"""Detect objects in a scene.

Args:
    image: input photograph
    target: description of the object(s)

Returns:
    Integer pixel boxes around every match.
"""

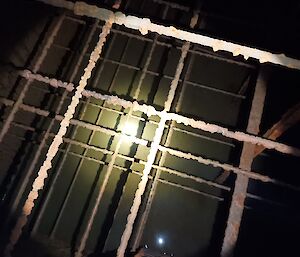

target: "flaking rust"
[47,0,300,70]
[1,97,299,192]
[4,17,113,257]
[0,14,65,144]
[19,70,300,157]
[167,113,300,156]
[117,39,191,257]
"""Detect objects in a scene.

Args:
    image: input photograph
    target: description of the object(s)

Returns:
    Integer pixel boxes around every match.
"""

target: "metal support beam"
[254,101,300,156]
[46,30,119,240]
[0,13,65,143]
[74,4,158,257]
[5,120,292,210]
[132,13,199,249]
[36,0,300,70]
[215,100,300,184]
[18,70,300,157]
[0,97,298,190]
[4,15,113,257]
[116,33,190,257]
[221,66,269,257]
[29,19,100,236]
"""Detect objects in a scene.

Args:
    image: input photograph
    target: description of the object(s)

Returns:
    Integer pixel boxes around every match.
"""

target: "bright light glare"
[157,236,164,246]
[122,121,138,137]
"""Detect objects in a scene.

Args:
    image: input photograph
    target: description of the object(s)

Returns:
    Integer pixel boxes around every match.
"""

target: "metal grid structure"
[1,0,300,257]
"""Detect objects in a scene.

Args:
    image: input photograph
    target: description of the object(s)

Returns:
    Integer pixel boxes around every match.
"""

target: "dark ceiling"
[86,0,300,57]
[0,1,300,257]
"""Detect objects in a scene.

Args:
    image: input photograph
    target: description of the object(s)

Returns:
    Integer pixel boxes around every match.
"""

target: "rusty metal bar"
[221,66,269,257]
[215,100,300,184]
[6,120,294,210]
[47,30,119,239]
[116,37,190,257]
[30,19,100,236]
[5,129,290,212]
[8,128,291,212]
[7,120,228,195]
[156,145,300,191]
[3,16,113,257]
[49,34,129,242]
[36,0,300,70]
[9,72,236,148]
[132,18,196,247]
[0,93,299,191]
[0,14,66,226]
[3,67,236,148]
[6,129,225,202]
[0,97,146,146]
[8,118,230,191]
[18,70,300,157]
[254,101,300,156]
[75,5,141,256]
[100,33,164,254]
[0,13,65,143]
[52,44,247,99]
[64,16,256,69]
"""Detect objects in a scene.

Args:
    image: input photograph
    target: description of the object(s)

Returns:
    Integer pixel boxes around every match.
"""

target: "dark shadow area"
[1,1,300,257]
[10,236,71,257]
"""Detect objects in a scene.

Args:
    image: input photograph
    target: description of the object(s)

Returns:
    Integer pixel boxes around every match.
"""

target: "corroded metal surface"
[4,17,113,257]
[36,0,300,70]
[19,70,300,157]
[254,102,300,156]
[0,14,65,143]
[2,95,299,192]
[30,20,100,236]
[221,67,268,257]
[116,37,190,257]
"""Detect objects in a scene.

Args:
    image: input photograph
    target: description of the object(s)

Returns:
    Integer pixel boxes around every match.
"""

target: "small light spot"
[122,121,138,137]
[157,236,164,245]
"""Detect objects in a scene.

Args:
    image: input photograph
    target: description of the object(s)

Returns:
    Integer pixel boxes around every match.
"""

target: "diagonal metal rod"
[73,30,133,257]
[6,129,291,210]
[3,16,113,257]
[116,34,191,257]
[8,120,229,195]
[220,66,268,257]
[30,19,100,236]
[62,16,256,69]
[132,54,194,249]
[48,33,129,240]
[6,128,225,203]
[51,44,247,99]
[36,0,300,70]
[8,125,293,211]
[1,98,299,191]
[0,14,66,225]
[0,13,65,143]
[101,36,161,254]
[46,34,120,238]
[75,6,167,256]
[6,121,295,210]
[18,70,300,157]
[0,97,148,146]
[101,6,170,252]
[3,66,237,148]
[131,13,197,246]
